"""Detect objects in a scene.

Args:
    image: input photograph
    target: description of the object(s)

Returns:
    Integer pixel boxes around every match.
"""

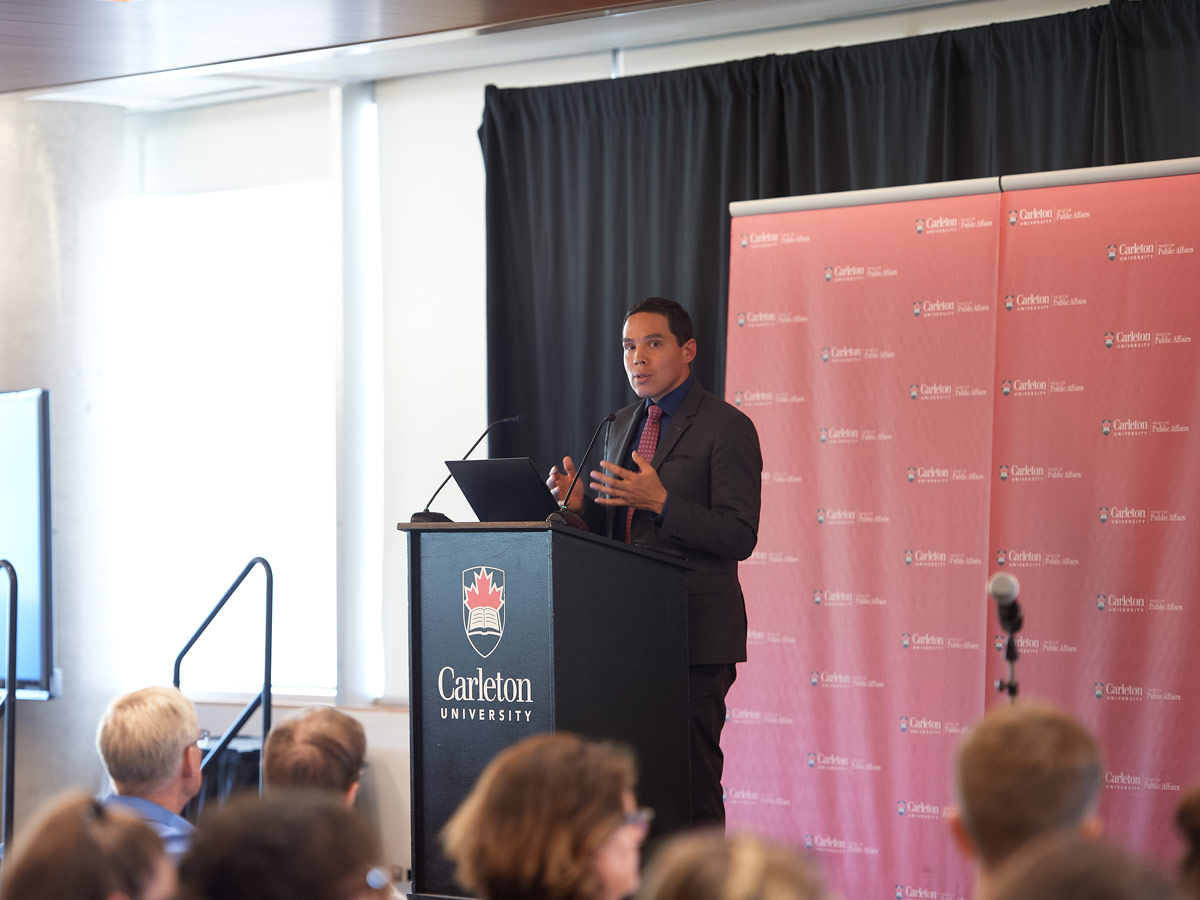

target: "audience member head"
[176,791,389,900]
[96,685,203,812]
[442,732,644,900]
[0,790,175,900]
[1176,783,1200,896]
[989,833,1172,900]
[639,830,826,900]
[263,705,367,804]
[625,298,694,346]
[951,699,1102,877]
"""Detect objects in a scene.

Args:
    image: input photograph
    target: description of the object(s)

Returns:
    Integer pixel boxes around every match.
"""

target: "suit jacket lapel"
[652,380,702,467]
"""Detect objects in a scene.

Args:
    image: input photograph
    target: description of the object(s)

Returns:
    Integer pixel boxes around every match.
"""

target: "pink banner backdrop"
[723,174,1200,900]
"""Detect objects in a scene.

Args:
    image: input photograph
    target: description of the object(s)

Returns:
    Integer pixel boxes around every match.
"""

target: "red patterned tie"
[625,404,663,543]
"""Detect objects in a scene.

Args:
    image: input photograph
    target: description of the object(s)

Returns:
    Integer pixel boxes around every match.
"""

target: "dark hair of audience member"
[639,830,826,900]
[0,790,172,900]
[175,790,388,900]
[1177,784,1200,897]
[442,732,637,900]
[989,832,1172,900]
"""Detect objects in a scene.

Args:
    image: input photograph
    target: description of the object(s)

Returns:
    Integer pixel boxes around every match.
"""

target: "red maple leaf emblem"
[464,569,504,610]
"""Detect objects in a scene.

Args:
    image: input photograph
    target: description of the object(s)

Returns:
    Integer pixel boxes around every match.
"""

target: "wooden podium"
[397,521,691,900]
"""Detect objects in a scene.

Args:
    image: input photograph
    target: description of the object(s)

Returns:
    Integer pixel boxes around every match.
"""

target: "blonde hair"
[955,700,1101,868]
[0,790,166,900]
[263,706,367,793]
[442,732,636,900]
[96,685,198,792]
[639,831,825,900]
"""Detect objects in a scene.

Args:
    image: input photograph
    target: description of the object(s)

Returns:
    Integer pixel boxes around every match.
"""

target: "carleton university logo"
[804,834,815,850]
[897,801,906,816]
[896,887,905,900]
[821,346,832,362]
[996,549,1007,566]
[462,566,505,658]
[734,391,744,406]
[1107,243,1117,261]
[737,311,746,327]
[1004,294,1015,311]
[1102,418,1112,435]
[994,635,1005,652]
[1008,210,1018,226]
[810,671,820,686]
[912,301,922,317]
[898,716,909,733]
[1097,593,1107,611]
[1099,506,1109,523]
[907,466,916,483]
[915,218,925,234]
[816,508,826,524]
[999,464,1009,481]
[1001,379,1013,396]
[813,589,823,606]
[807,752,817,768]
[901,632,912,649]
[904,549,914,566]
[740,233,749,248]
[1094,682,1105,699]
[824,266,833,282]
[909,383,919,400]
[1104,331,1115,348]
[818,427,828,443]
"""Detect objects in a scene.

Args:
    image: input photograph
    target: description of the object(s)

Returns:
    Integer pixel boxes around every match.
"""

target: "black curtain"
[479,0,1200,472]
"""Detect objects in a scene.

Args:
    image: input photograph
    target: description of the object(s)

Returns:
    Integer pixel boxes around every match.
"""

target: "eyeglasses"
[624,807,654,830]
[195,729,211,748]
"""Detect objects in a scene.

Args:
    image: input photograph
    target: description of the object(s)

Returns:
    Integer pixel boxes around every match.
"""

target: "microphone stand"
[411,416,522,523]
[995,603,1023,704]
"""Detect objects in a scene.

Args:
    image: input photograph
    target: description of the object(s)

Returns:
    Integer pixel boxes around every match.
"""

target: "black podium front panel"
[405,523,690,899]
[410,529,555,897]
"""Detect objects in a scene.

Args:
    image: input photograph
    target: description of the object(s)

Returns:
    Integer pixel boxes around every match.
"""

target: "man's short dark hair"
[625,297,694,346]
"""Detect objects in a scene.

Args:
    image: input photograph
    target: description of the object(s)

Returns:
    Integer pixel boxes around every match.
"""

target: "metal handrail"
[173,557,272,790]
[0,560,17,855]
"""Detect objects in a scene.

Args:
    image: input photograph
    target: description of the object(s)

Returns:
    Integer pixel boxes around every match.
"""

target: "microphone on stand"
[988,572,1022,702]
[988,572,1023,634]
[547,413,615,530]
[410,415,525,523]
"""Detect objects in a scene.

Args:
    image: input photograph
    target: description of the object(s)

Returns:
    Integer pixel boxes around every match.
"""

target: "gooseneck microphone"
[988,572,1023,702]
[547,413,615,530]
[410,415,524,523]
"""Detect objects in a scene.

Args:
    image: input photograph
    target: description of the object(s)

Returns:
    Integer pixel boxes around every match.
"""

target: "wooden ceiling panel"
[0,0,690,95]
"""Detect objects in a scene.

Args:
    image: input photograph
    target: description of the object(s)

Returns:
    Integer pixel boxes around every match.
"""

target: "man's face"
[622,312,696,402]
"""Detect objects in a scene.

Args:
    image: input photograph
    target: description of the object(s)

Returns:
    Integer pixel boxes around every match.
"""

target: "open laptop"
[445,457,561,522]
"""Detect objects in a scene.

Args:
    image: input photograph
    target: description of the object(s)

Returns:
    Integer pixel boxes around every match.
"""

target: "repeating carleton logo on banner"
[462,566,505,658]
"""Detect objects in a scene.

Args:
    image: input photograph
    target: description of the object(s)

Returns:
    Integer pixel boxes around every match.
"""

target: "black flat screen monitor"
[0,388,54,698]
[445,457,560,522]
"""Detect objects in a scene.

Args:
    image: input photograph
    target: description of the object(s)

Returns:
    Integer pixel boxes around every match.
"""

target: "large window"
[94,182,338,695]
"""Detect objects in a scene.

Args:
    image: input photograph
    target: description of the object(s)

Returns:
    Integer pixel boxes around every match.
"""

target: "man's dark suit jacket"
[582,380,763,665]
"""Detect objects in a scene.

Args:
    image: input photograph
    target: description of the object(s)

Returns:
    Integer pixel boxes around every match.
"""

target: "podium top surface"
[396,520,694,569]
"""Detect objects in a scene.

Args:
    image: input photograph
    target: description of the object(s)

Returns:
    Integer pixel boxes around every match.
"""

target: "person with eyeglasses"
[95,685,206,863]
[1,789,177,900]
[443,732,651,900]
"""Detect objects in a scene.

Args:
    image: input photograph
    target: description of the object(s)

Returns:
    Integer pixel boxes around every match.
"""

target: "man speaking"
[547,297,762,827]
